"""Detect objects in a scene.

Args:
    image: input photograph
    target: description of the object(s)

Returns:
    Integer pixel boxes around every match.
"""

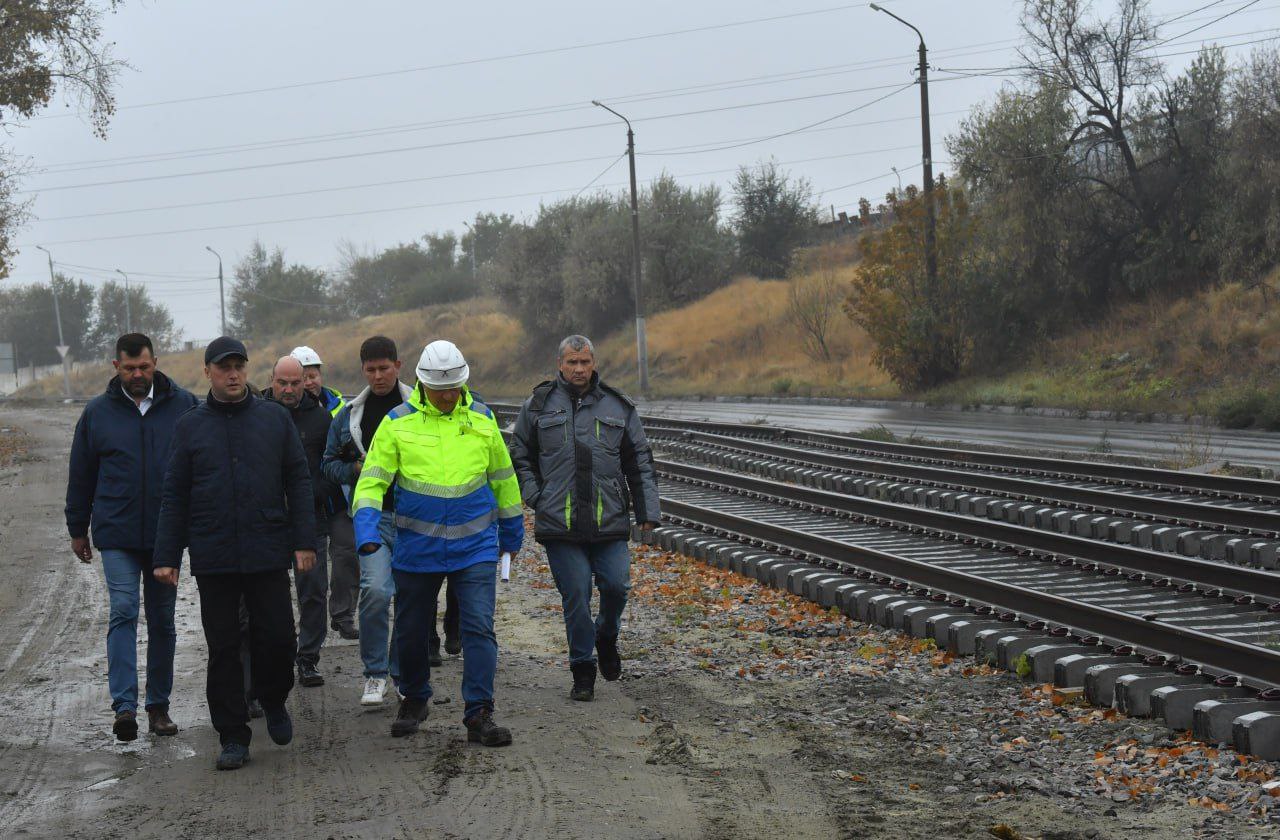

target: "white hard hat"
[415,340,469,389]
[290,345,323,367]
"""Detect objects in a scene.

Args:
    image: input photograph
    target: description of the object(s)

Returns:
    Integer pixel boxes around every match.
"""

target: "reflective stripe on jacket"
[351,386,523,573]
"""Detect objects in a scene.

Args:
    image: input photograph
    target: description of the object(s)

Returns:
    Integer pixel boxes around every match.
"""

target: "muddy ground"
[1,403,1276,839]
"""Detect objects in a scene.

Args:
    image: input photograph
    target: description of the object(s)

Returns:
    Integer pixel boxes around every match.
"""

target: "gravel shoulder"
[2,403,1277,839]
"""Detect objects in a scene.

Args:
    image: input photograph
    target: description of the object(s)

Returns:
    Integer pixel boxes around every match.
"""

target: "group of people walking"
[66,330,659,770]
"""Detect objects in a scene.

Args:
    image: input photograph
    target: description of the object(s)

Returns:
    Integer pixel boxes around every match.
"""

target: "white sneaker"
[361,677,387,706]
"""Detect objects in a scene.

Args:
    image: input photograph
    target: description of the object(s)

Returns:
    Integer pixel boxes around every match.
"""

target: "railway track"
[491,402,1280,757]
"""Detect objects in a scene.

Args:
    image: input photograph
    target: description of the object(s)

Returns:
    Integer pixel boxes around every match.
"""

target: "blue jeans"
[394,561,497,721]
[544,541,631,666]
[100,549,177,713]
[358,512,399,680]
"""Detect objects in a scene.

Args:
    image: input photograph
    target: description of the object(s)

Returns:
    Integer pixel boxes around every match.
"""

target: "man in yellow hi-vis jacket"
[353,340,523,745]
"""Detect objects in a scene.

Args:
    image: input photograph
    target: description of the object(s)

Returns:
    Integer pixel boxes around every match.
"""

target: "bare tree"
[1020,0,1161,227]
[786,258,846,363]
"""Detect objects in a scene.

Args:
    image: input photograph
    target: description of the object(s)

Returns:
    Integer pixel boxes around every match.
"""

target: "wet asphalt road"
[641,400,1280,469]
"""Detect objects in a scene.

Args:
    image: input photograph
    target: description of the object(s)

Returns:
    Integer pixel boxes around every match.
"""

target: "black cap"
[205,336,248,365]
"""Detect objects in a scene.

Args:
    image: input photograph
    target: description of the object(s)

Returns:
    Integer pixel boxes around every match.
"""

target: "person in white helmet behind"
[352,340,524,744]
[290,346,346,418]
[290,345,359,642]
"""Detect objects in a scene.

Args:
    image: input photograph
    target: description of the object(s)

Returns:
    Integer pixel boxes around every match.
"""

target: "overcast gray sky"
[5,0,1277,342]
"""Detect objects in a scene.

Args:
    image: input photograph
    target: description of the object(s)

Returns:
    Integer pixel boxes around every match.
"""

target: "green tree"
[731,160,820,279]
[88,281,179,355]
[844,186,981,389]
[230,241,336,339]
[460,212,516,272]
[642,173,735,307]
[0,273,96,366]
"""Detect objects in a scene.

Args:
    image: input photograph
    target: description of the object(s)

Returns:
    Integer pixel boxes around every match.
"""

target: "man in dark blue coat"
[153,337,317,771]
[66,333,198,742]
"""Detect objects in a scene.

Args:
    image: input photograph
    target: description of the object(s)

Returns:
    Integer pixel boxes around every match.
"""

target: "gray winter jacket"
[509,374,659,543]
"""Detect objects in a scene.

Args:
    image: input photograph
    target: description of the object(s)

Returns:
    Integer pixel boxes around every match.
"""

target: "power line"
[638,82,915,156]
[20,76,982,195]
[573,153,629,199]
[34,2,894,120]
[23,146,922,248]
[34,38,1018,175]
[1157,0,1263,45]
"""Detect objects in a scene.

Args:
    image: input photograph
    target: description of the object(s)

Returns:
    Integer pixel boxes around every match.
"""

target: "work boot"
[465,708,512,747]
[428,640,443,668]
[297,662,325,687]
[570,661,596,702]
[147,707,178,736]
[216,743,250,771]
[247,698,265,719]
[331,619,359,640]
[444,634,462,656]
[596,632,622,681]
[112,709,138,742]
[390,698,429,737]
[265,706,293,746]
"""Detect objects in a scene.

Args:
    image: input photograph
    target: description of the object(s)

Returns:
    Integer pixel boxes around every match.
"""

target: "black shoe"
[216,742,250,770]
[570,661,596,702]
[391,698,429,737]
[112,709,138,742]
[465,708,512,747]
[331,620,359,640]
[265,706,293,745]
[444,634,461,656]
[428,643,443,668]
[147,707,178,736]
[247,698,265,719]
[297,662,325,687]
[596,633,622,682]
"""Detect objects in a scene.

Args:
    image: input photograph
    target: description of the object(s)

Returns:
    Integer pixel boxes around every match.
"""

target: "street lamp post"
[870,3,937,295]
[590,99,648,396]
[462,220,477,278]
[205,245,226,335]
[891,165,903,193]
[115,269,132,333]
[33,245,71,398]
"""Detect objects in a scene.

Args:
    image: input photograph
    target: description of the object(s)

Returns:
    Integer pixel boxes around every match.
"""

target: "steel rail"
[657,495,1280,688]
[654,459,1280,602]
[659,429,1280,534]
[488,401,1280,502]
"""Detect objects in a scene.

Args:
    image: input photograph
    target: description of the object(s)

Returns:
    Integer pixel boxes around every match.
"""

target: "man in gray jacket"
[509,334,660,701]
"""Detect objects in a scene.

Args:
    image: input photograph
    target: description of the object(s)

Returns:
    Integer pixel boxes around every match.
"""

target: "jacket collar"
[206,390,255,412]
[348,380,413,409]
[556,371,600,402]
[347,380,414,452]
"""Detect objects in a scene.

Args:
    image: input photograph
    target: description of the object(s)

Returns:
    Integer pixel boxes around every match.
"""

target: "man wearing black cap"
[153,337,317,771]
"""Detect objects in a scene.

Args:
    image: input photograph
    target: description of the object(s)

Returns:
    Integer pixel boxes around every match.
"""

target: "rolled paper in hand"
[500,552,512,582]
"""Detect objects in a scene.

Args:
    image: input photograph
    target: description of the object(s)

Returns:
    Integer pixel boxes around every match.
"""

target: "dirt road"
[2,404,1276,839]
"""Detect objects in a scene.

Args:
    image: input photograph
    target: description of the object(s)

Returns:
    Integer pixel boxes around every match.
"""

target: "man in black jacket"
[263,355,336,688]
[153,337,316,771]
[66,333,198,742]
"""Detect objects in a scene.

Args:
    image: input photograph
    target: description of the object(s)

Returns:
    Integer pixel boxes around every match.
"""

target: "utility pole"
[33,246,71,398]
[205,245,226,335]
[871,4,937,296]
[462,220,477,278]
[591,99,648,396]
[114,269,132,333]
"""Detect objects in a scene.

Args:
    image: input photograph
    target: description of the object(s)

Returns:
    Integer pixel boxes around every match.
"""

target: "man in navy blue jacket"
[66,333,198,742]
[153,337,316,771]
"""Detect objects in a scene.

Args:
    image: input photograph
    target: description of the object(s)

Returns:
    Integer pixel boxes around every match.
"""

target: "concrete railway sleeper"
[655,435,1280,570]
[643,486,1280,760]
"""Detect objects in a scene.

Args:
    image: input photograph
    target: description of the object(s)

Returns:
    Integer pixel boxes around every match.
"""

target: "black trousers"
[197,571,296,746]
[429,581,461,652]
